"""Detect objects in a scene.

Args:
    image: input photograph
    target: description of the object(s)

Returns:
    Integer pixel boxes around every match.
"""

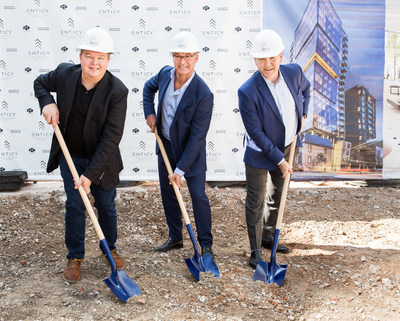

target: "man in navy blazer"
[238,30,310,269]
[34,27,128,282]
[143,31,215,257]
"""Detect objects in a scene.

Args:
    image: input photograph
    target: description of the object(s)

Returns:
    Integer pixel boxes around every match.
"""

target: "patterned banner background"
[2,0,399,181]
[0,0,261,181]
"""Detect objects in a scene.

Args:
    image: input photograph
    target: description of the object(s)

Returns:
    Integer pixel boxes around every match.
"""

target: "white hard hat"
[251,29,284,58]
[78,27,115,54]
[168,31,200,53]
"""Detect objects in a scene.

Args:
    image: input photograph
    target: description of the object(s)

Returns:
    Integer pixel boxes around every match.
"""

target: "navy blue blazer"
[143,66,213,177]
[238,63,310,171]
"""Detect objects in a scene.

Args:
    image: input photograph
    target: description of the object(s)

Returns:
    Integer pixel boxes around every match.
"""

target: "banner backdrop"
[0,0,261,181]
[1,0,398,181]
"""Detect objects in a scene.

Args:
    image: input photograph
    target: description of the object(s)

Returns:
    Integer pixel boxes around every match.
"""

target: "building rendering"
[290,0,359,171]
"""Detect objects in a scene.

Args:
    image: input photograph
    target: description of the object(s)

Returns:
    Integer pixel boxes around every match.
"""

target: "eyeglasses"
[173,54,197,61]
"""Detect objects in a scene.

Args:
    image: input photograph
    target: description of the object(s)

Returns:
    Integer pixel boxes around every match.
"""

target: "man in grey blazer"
[238,29,310,269]
[34,27,128,283]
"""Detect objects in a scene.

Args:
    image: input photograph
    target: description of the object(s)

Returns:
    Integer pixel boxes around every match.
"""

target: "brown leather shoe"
[63,258,83,283]
[105,249,125,271]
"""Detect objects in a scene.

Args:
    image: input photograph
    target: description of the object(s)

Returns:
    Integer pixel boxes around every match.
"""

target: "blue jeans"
[59,154,118,259]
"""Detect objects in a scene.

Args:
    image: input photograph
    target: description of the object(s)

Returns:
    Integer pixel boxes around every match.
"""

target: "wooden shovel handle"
[275,135,297,230]
[154,128,191,225]
[53,124,106,241]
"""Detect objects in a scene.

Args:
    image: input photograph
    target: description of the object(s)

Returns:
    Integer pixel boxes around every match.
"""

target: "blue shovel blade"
[254,260,287,287]
[104,269,141,302]
[202,253,220,278]
[185,258,202,281]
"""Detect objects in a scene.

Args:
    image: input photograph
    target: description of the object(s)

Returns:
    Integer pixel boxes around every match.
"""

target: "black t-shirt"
[65,78,96,158]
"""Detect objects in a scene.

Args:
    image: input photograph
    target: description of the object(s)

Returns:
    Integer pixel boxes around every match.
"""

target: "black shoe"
[262,238,290,253]
[249,250,262,269]
[154,237,183,252]
[201,246,214,260]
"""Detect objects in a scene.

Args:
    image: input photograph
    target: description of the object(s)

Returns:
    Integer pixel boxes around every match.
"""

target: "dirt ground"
[1,180,400,321]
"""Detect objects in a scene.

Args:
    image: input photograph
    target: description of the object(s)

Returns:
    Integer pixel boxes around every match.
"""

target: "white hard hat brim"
[79,44,114,54]
[251,49,283,58]
[168,48,200,53]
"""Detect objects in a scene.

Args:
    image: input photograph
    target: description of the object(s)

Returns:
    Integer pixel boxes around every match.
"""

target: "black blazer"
[34,63,128,190]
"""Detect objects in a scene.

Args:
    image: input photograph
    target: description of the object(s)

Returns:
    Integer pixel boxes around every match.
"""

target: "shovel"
[155,128,220,281]
[53,124,141,302]
[253,135,297,286]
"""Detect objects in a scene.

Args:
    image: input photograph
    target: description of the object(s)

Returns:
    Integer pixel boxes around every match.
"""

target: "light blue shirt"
[245,71,297,165]
[161,68,195,176]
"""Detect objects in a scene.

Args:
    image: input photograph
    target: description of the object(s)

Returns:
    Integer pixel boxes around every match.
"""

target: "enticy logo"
[35,39,42,49]
[139,141,145,150]
[34,0,40,6]
[106,0,112,7]
[139,19,145,29]
[209,60,216,70]
[67,18,74,28]
[4,140,10,150]
[246,40,252,50]
[0,60,5,70]
[40,160,46,169]
[2,101,8,110]
[177,0,184,8]
[247,0,254,9]
[207,141,214,151]
[210,19,216,29]
[38,121,45,131]
[139,60,145,69]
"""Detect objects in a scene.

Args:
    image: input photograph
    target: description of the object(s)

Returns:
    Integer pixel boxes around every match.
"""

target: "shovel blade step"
[202,253,220,278]
[104,270,141,302]
[254,260,287,287]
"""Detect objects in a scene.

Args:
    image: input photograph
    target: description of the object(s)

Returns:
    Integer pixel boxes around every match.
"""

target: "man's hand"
[279,160,293,179]
[74,175,92,194]
[169,173,182,189]
[146,115,157,133]
[42,103,60,127]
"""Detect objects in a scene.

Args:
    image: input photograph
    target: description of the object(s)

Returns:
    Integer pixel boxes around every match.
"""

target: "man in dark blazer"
[143,31,215,257]
[34,27,128,283]
[238,29,310,269]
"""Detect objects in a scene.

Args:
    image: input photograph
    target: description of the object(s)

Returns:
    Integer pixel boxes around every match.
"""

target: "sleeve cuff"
[174,168,185,177]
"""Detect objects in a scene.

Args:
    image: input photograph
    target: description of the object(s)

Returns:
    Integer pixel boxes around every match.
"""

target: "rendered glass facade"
[291,0,347,141]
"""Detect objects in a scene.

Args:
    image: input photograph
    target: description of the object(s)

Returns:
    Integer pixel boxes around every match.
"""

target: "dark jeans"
[59,154,118,259]
[158,136,213,247]
[245,145,293,251]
